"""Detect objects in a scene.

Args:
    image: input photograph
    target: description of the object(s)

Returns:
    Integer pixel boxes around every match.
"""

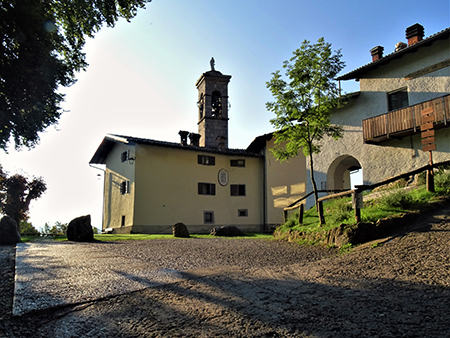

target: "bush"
[379,190,414,209]
[435,170,450,195]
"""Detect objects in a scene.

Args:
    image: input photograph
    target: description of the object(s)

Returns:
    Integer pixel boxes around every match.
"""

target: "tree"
[266,38,345,223]
[0,0,151,150]
[19,220,40,236]
[0,166,47,226]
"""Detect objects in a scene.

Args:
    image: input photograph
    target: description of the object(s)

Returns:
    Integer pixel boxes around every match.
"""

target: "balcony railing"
[362,94,450,144]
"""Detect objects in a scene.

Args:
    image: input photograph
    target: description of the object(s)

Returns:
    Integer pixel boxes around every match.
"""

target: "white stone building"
[307,23,450,207]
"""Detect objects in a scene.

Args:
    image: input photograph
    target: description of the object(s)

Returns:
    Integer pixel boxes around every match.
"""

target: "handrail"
[363,94,450,143]
[284,189,347,211]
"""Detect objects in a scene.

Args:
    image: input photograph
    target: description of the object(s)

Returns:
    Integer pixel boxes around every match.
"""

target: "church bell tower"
[196,58,231,149]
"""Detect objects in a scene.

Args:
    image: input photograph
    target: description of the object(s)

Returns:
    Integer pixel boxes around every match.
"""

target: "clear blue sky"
[1,0,448,229]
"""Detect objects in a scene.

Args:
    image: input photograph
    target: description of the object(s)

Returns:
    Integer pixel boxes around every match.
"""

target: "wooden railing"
[363,94,450,144]
[284,159,450,225]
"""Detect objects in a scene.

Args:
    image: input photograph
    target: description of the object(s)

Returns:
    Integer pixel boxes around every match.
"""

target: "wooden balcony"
[363,94,450,144]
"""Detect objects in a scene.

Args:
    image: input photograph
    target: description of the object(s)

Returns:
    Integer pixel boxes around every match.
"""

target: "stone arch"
[327,155,362,191]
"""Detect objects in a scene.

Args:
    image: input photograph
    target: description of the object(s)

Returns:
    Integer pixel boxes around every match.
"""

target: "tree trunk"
[308,152,324,225]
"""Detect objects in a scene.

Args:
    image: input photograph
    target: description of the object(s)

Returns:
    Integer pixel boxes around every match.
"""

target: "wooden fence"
[284,159,450,225]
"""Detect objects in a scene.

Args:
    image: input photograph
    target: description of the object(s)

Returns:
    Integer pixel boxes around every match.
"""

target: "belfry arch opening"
[327,155,362,191]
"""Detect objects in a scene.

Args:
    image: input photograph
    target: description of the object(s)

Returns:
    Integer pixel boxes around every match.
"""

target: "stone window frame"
[230,184,246,196]
[203,211,214,224]
[230,159,245,167]
[198,155,215,166]
[198,182,216,195]
[238,209,248,217]
[120,180,130,195]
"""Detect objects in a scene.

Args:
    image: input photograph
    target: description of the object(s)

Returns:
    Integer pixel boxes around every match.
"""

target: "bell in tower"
[195,58,231,149]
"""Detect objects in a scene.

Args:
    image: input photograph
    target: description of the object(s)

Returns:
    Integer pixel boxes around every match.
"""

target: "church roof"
[90,134,263,165]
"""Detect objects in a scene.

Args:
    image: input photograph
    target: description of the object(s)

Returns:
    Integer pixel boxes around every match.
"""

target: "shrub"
[435,170,450,195]
[327,198,353,223]
[379,190,414,209]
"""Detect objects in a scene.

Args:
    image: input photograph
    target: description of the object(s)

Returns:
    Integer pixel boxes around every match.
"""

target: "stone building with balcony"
[308,23,449,205]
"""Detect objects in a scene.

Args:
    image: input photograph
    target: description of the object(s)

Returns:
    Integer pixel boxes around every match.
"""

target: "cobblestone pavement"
[13,238,331,316]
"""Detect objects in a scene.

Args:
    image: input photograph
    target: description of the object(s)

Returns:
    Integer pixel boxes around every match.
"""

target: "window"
[230,159,245,167]
[121,150,129,163]
[120,180,130,195]
[121,215,126,226]
[238,209,248,217]
[388,88,409,111]
[198,155,215,166]
[231,184,246,196]
[198,182,216,195]
[204,211,214,224]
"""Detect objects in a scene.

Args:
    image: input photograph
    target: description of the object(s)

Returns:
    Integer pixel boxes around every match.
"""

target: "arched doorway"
[327,155,362,191]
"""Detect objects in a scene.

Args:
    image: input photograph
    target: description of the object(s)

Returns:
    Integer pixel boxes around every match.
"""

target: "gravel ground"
[1,203,450,337]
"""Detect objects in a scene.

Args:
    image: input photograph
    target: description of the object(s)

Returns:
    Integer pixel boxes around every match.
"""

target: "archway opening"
[327,155,362,191]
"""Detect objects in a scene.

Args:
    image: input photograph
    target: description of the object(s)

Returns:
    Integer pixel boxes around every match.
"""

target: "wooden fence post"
[352,192,363,223]
[318,201,325,225]
[298,204,304,224]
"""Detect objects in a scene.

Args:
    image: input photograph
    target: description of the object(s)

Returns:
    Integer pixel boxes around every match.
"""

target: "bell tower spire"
[196,59,231,149]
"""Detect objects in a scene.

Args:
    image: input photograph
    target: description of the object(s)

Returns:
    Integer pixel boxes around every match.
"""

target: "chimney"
[406,23,424,46]
[178,130,189,145]
[189,133,201,147]
[370,46,384,62]
[395,41,407,52]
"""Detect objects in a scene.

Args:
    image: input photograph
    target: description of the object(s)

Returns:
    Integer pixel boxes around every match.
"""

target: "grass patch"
[279,181,450,236]
[20,236,40,243]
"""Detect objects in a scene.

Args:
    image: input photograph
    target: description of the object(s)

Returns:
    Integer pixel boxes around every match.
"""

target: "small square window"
[121,150,129,163]
[120,180,130,195]
[238,209,248,217]
[231,184,246,196]
[204,211,214,224]
[230,159,245,167]
[198,155,215,166]
[388,88,409,111]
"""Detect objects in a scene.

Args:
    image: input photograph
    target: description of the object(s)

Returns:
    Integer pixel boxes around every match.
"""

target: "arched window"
[211,91,222,117]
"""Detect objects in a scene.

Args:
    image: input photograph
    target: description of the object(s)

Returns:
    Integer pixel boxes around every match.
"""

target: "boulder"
[173,222,190,238]
[210,225,244,237]
[67,215,94,242]
[0,216,21,245]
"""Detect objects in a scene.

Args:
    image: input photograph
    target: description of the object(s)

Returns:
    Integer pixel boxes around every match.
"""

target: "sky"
[1,0,449,230]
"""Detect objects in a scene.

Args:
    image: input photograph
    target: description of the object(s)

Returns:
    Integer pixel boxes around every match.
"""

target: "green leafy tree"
[1,0,151,150]
[266,38,345,221]
[42,221,68,235]
[19,220,40,236]
[0,166,47,226]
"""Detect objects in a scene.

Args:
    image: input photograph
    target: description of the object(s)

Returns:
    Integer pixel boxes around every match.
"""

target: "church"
[90,63,307,234]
